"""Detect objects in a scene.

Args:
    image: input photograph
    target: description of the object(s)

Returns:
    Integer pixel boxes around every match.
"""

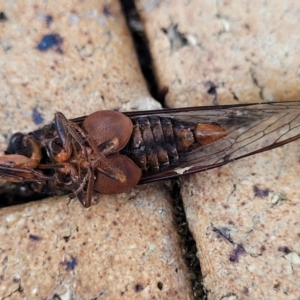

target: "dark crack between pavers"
[170,181,207,300]
[0,182,50,207]
[120,1,206,299]
[120,0,167,105]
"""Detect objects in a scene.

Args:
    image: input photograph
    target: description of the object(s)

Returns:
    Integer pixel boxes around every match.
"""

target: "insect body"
[122,116,227,173]
[1,101,300,207]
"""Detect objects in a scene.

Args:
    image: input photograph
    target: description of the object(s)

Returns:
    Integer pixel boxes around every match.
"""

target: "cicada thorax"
[121,116,228,174]
[82,110,142,196]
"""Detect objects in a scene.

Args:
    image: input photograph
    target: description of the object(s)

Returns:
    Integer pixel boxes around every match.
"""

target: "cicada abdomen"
[122,101,300,184]
[122,116,227,174]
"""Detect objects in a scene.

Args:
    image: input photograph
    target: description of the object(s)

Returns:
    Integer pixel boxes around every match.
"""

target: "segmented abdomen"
[121,116,197,173]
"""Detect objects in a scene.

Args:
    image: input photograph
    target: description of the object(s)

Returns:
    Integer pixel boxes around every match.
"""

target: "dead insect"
[1,101,300,207]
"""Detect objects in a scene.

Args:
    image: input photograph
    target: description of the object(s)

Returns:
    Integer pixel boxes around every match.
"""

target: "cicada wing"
[137,102,300,183]
[70,101,300,184]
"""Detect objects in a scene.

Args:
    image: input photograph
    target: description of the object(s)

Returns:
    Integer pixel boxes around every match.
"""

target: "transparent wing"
[131,101,300,183]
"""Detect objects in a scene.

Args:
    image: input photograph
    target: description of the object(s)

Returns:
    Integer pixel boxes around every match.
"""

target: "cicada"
[1,101,300,207]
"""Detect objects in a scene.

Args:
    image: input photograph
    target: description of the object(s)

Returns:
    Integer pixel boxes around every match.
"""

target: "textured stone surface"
[136,0,300,107]
[0,184,193,299]
[0,0,160,153]
[0,0,193,299]
[182,141,300,299]
[137,0,300,299]
[2,0,300,298]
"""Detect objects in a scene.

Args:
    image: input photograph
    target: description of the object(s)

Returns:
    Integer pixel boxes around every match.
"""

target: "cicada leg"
[91,141,127,184]
[68,139,130,208]
[0,137,52,182]
[53,112,89,162]
[0,163,52,182]
[49,161,93,208]
[85,138,141,196]
[74,165,94,208]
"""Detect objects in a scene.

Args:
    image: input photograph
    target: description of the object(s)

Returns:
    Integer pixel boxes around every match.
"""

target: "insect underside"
[1,101,300,207]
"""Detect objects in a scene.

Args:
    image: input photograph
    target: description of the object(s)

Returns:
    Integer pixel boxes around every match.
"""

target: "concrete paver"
[0,0,193,299]
[0,184,193,299]
[137,0,300,298]
[137,0,300,107]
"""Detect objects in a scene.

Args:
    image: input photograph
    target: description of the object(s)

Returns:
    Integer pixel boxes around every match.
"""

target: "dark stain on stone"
[29,234,41,241]
[157,281,163,290]
[32,107,44,125]
[45,15,53,26]
[212,226,233,243]
[0,12,8,21]
[243,286,249,295]
[278,246,292,254]
[244,23,251,30]
[52,294,62,300]
[161,24,188,52]
[63,235,70,242]
[205,81,217,95]
[134,283,143,292]
[37,34,63,52]
[103,5,111,16]
[254,185,269,197]
[205,81,218,105]
[229,244,245,262]
[260,245,266,252]
[273,282,280,290]
[62,255,77,271]
[165,289,179,297]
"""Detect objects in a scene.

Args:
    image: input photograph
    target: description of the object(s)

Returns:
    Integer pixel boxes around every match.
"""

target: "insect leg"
[0,136,50,183]
[0,164,53,182]
[75,165,94,208]
[54,112,88,161]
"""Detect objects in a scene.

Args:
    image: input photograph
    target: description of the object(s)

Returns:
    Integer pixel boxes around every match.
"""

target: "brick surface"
[137,0,300,299]
[137,0,300,108]
[0,0,160,153]
[0,185,193,299]
[183,142,300,299]
[0,0,193,299]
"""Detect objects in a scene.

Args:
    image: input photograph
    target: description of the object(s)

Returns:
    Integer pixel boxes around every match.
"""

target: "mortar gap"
[120,0,166,106]
[171,181,207,300]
